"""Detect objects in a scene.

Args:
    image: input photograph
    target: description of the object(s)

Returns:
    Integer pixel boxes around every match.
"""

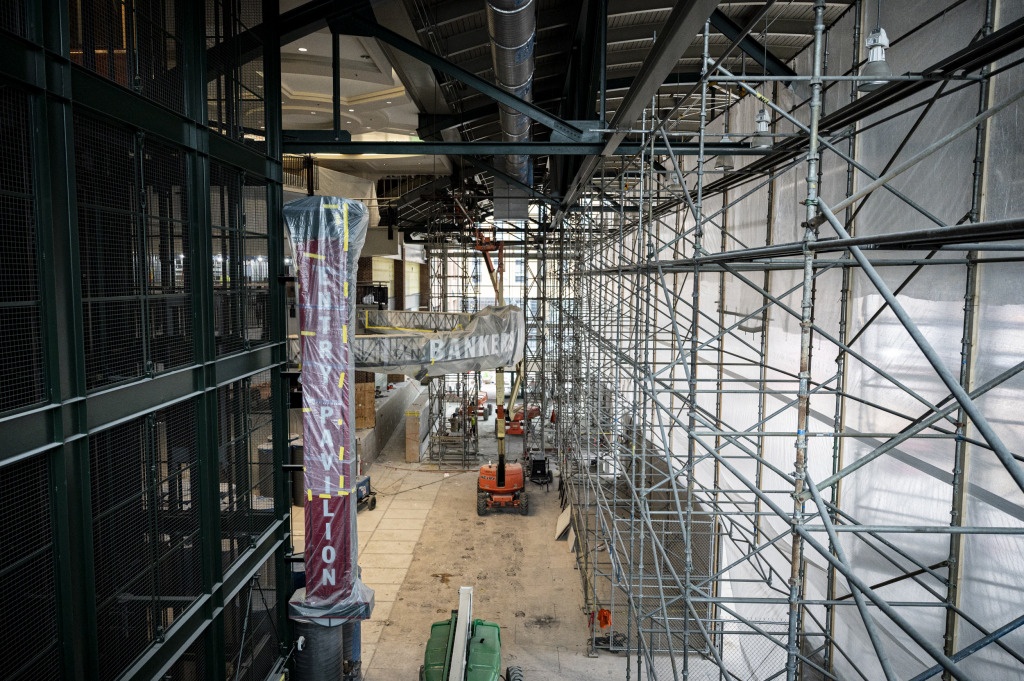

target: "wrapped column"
[285,197,374,672]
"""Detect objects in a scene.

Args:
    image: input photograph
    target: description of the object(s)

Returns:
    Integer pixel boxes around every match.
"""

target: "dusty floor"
[293,404,626,680]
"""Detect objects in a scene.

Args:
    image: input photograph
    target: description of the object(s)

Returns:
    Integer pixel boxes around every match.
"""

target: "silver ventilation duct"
[485,0,535,189]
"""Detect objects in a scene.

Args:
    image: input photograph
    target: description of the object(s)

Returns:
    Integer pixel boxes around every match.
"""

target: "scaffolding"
[554,3,1024,680]
[426,233,483,466]
[521,243,551,463]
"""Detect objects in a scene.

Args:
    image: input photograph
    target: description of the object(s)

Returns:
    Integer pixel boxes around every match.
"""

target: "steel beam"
[280,138,763,156]
[708,9,797,83]
[604,72,702,92]
[551,0,722,226]
[417,104,499,140]
[342,14,585,141]
[461,155,558,205]
[196,0,360,83]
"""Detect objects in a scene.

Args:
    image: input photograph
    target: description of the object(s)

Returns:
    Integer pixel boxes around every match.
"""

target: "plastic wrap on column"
[285,196,374,621]
[343,622,361,673]
[291,619,344,681]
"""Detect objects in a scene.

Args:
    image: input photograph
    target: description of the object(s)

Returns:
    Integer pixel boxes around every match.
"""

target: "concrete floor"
[293,402,626,680]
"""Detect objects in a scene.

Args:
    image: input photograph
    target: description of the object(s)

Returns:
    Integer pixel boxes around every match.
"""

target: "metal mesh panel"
[0,1,26,37]
[152,401,204,630]
[143,138,193,372]
[243,178,270,347]
[91,417,152,680]
[163,631,208,681]
[219,377,249,568]
[244,235,270,346]
[75,112,145,389]
[211,163,270,355]
[0,86,44,413]
[0,455,61,680]
[91,400,202,681]
[68,0,185,113]
[223,556,280,681]
[77,112,193,388]
[211,160,245,355]
[248,371,275,536]
[243,181,268,236]
[205,0,266,149]
[219,371,276,570]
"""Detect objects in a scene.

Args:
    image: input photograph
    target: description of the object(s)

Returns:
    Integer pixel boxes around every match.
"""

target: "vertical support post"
[332,30,341,135]
[826,4,861,670]
[304,154,315,197]
[943,2,993,673]
[38,0,99,676]
[682,20,712,681]
[788,3,826,679]
[597,0,608,123]
[262,0,292,656]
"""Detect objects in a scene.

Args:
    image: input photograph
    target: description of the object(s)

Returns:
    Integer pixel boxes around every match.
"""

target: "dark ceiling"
[281,1,861,238]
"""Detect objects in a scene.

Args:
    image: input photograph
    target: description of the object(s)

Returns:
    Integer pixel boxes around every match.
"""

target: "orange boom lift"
[474,229,528,515]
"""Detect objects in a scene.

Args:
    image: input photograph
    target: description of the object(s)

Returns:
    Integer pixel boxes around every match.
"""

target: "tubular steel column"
[944,2,994,670]
[788,3,826,679]
[682,25,712,679]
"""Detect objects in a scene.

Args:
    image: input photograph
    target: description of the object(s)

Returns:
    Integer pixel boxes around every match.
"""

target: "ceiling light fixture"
[753,108,772,148]
[858,26,891,92]
[859,2,891,93]
[715,90,734,172]
[348,108,355,112]
[715,135,735,171]
[298,47,308,52]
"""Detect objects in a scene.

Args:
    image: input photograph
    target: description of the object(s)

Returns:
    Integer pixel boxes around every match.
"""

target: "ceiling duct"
[486,0,535,217]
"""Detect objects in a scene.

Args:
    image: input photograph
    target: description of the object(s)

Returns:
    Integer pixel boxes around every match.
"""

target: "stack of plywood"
[405,409,422,462]
[355,382,376,429]
[403,393,428,462]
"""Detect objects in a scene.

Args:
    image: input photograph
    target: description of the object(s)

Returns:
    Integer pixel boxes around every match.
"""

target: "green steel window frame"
[0,0,290,678]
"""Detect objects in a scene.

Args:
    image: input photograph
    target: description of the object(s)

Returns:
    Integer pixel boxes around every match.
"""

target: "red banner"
[293,200,357,605]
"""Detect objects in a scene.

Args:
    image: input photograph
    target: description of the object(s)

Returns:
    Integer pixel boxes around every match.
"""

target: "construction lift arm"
[475,229,526,490]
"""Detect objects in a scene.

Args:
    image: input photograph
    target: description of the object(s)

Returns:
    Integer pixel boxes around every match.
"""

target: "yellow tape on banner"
[318,494,331,499]
[301,330,316,337]
[344,281,349,297]
[306,489,312,501]
[343,326,348,343]
[307,252,324,260]
[343,203,349,251]
[338,371,345,388]
[339,445,344,460]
